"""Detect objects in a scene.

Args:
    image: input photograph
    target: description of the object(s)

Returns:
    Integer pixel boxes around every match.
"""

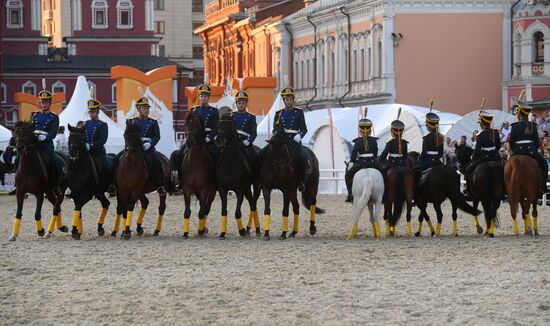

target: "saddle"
[418,168,433,188]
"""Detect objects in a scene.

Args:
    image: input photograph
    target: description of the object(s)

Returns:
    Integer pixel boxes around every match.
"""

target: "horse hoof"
[219,232,226,239]
[255,228,262,236]
[309,225,317,236]
[263,231,270,241]
[239,229,247,237]
[58,226,69,233]
[525,228,533,236]
[136,225,144,236]
[289,231,297,238]
[8,235,16,242]
[534,230,540,236]
[153,230,160,237]
[246,227,251,235]
[488,233,495,238]
[43,232,52,239]
[111,231,117,237]
[97,227,105,237]
[431,232,435,237]
[182,233,189,239]
[123,232,131,240]
[71,233,80,240]
[280,232,287,239]
[415,232,421,237]
[476,226,483,235]
[37,228,45,237]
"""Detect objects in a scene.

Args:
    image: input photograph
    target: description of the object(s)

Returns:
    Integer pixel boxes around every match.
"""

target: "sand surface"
[1,193,549,325]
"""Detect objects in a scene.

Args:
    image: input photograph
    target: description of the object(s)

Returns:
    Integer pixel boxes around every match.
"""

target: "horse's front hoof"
[37,228,45,237]
[431,231,435,237]
[153,230,160,237]
[415,232,421,237]
[525,228,533,236]
[182,233,189,239]
[71,232,80,240]
[111,231,117,237]
[97,226,105,237]
[488,233,495,238]
[280,231,287,239]
[123,231,131,240]
[309,223,317,236]
[246,227,251,235]
[534,230,540,236]
[219,232,226,239]
[289,231,297,238]
[476,226,483,235]
[8,235,16,242]
[43,232,52,239]
[136,225,144,236]
[255,228,262,237]
[239,229,247,237]
[263,231,270,241]
[58,225,69,233]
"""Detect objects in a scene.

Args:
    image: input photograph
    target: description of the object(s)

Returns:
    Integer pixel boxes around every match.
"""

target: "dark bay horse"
[180,110,216,238]
[260,129,324,240]
[216,114,261,238]
[67,124,113,239]
[9,122,69,241]
[504,155,542,236]
[116,121,170,239]
[456,146,504,237]
[409,153,480,237]
[383,165,414,236]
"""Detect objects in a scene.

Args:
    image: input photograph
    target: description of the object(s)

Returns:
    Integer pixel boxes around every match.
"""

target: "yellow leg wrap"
[55,213,62,229]
[417,222,422,234]
[125,211,133,228]
[183,219,190,233]
[282,216,289,232]
[137,208,146,225]
[488,220,495,235]
[198,218,206,231]
[221,216,228,234]
[473,215,480,227]
[155,215,163,232]
[12,219,21,237]
[293,214,299,233]
[97,208,108,225]
[77,217,83,235]
[72,211,81,229]
[254,210,260,228]
[374,222,381,238]
[47,215,56,233]
[391,225,396,236]
[264,215,271,231]
[35,220,43,232]
[113,214,121,233]
[385,220,391,236]
[513,219,519,235]
[246,212,253,229]
[435,223,441,236]
[347,224,358,239]
[372,222,378,238]
[427,221,435,234]
[524,214,532,233]
[452,220,458,236]
[309,205,315,222]
[236,218,244,230]
[407,222,412,236]
[533,217,538,234]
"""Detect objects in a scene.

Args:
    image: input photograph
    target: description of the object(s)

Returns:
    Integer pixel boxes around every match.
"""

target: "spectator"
[471,130,478,147]
[449,140,458,168]
[443,137,452,165]
[54,126,67,154]
[499,121,511,143]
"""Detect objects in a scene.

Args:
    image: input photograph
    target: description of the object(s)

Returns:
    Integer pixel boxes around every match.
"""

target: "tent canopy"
[445,109,515,144]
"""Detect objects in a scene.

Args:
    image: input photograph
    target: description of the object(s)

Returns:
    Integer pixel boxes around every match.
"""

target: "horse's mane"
[15,121,31,129]
[125,122,141,135]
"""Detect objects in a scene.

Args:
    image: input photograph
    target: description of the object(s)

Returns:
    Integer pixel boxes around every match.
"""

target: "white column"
[520,37,532,78]
[278,25,291,88]
[502,86,509,113]
[383,12,395,99]
[544,39,550,77]
[31,0,40,30]
[502,10,512,82]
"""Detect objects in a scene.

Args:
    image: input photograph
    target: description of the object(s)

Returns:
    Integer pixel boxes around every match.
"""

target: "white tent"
[255,94,284,146]
[59,76,125,154]
[0,124,13,150]
[310,124,349,194]
[445,109,515,143]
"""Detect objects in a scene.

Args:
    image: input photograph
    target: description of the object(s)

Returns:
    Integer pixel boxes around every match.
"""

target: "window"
[192,0,203,12]
[360,49,365,81]
[154,21,165,34]
[154,0,164,10]
[534,31,544,63]
[159,45,165,57]
[52,81,66,94]
[377,40,382,77]
[92,0,108,29]
[87,81,96,99]
[117,0,134,29]
[193,46,203,59]
[22,81,37,96]
[1,83,6,104]
[112,83,117,103]
[6,0,24,28]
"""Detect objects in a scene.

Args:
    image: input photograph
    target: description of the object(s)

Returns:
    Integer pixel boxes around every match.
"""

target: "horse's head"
[456,145,473,168]
[124,120,143,152]
[266,128,294,158]
[216,113,238,147]
[67,124,86,159]
[184,110,205,146]
[13,121,36,155]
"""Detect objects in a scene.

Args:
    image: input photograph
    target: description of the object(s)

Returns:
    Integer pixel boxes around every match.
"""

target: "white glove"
[293,134,301,143]
[143,142,151,151]
[242,140,250,146]
[37,134,47,141]
[205,136,211,143]
[85,143,91,151]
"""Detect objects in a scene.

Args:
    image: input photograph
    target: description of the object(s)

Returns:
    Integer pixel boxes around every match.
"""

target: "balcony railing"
[205,0,239,17]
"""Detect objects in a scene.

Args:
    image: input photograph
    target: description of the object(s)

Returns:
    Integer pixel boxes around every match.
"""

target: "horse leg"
[289,190,300,238]
[532,197,539,236]
[433,202,444,236]
[123,195,137,240]
[96,191,110,237]
[348,191,367,240]
[484,198,498,238]
[219,189,229,239]
[112,195,123,237]
[414,200,427,237]
[9,189,25,241]
[253,182,262,234]
[279,190,290,239]
[71,198,85,240]
[197,193,209,237]
[136,195,149,236]
[521,198,533,236]
[472,200,483,235]
[50,188,69,234]
[372,201,383,238]
[243,187,255,236]
[262,186,272,240]
[424,208,435,237]
[182,189,192,238]
[367,202,380,238]
[154,191,167,237]
[450,200,458,237]
[33,193,46,238]
[384,201,393,237]
[235,190,246,237]
[509,195,520,236]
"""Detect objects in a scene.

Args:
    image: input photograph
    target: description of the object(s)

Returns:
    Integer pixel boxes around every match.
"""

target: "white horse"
[348,168,385,239]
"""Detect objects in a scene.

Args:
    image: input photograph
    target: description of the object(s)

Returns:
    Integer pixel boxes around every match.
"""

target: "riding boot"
[344,171,353,203]
[463,177,473,201]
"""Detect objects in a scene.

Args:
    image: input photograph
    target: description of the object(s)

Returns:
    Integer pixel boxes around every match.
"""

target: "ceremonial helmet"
[280,87,295,98]
[38,90,53,101]
[391,107,405,137]
[425,100,440,130]
[513,101,532,116]
[198,84,212,96]
[136,97,151,109]
[235,90,249,101]
[87,99,101,111]
[358,107,373,134]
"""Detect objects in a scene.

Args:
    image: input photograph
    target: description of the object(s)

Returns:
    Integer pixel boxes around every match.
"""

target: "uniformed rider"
[231,90,259,178]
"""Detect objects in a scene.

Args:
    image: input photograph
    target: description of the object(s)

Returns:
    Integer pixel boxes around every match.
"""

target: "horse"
[180,110,216,238]
[9,122,69,241]
[115,121,171,239]
[456,145,504,237]
[383,165,414,236]
[260,128,324,240]
[409,154,480,237]
[215,114,261,238]
[347,168,385,239]
[66,124,113,239]
[504,155,542,236]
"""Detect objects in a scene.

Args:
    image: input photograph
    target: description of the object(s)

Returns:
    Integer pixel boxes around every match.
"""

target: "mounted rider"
[272,86,308,191]
[509,100,548,194]
[462,106,502,198]
[30,88,62,196]
[345,108,379,203]
[412,102,444,185]
[82,99,110,179]
[230,90,259,177]
[191,84,219,160]
[379,108,408,175]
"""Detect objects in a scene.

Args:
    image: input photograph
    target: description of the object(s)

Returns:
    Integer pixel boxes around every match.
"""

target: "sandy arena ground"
[0,192,549,325]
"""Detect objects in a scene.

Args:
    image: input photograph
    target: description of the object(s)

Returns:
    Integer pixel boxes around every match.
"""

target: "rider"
[509,101,549,194]
[231,90,259,178]
[191,84,219,160]
[412,110,444,185]
[462,111,501,198]
[344,116,379,203]
[379,113,408,175]
[272,86,308,191]
[30,89,61,196]
[82,99,110,180]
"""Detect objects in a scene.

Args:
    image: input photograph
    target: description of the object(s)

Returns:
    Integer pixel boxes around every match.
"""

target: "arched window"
[87,81,96,99]
[52,81,66,94]
[377,39,383,78]
[22,81,37,96]
[112,83,117,103]
[534,31,544,63]
[91,0,108,29]
[6,0,24,28]
[117,0,134,29]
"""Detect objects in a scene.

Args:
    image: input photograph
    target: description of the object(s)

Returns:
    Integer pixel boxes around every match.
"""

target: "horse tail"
[391,169,407,223]
[447,171,481,216]
[301,148,325,214]
[301,190,325,214]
